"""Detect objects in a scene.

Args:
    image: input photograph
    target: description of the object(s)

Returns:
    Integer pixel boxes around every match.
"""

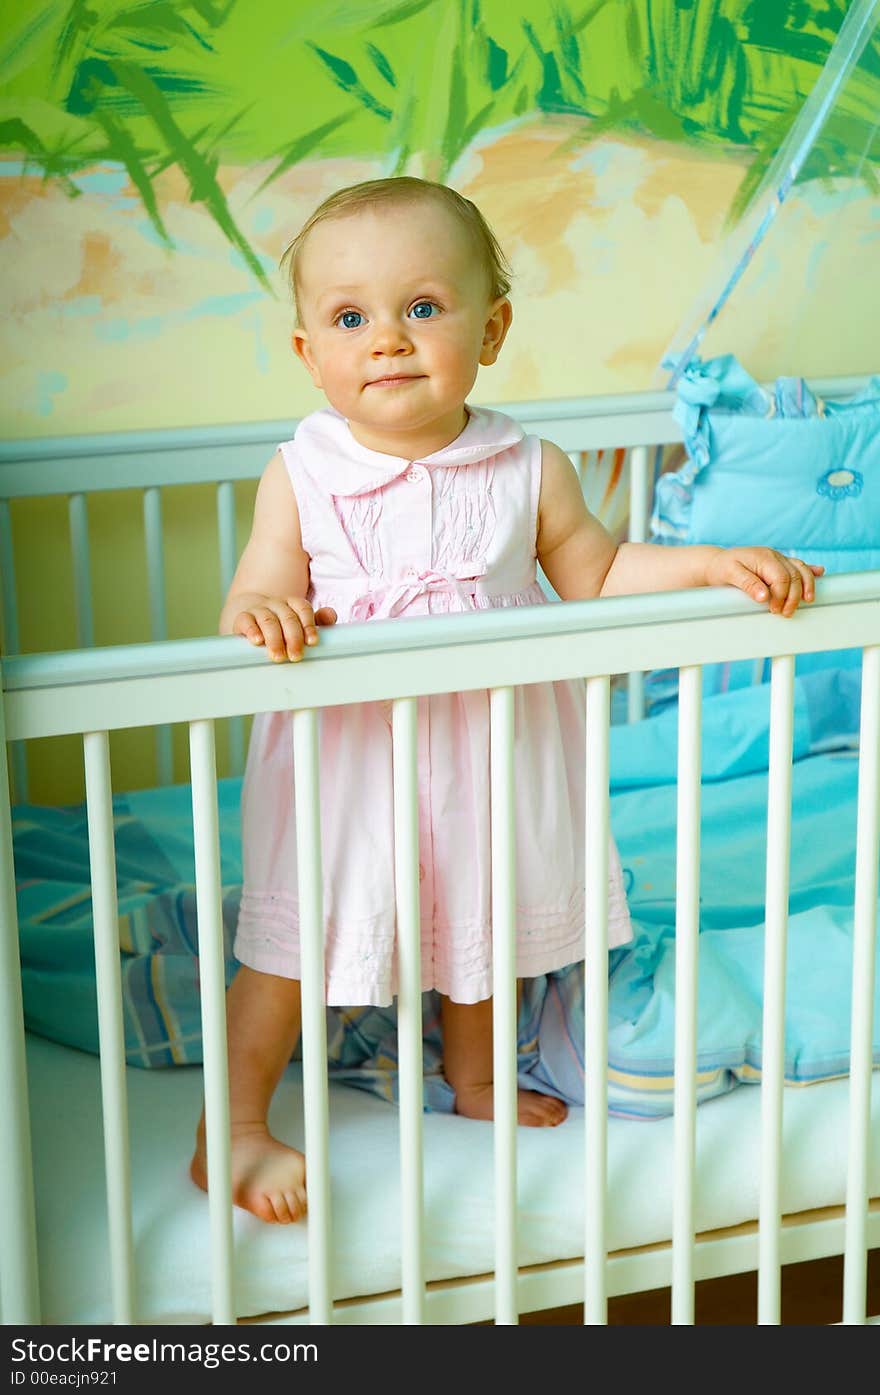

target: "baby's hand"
[705,548,824,617]
[233,598,337,661]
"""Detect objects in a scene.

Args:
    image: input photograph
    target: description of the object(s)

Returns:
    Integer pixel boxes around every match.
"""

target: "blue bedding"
[13,668,878,1118]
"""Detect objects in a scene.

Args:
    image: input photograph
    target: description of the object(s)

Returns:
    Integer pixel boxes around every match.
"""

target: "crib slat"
[292,708,333,1323]
[843,644,880,1324]
[217,482,246,778]
[189,720,235,1325]
[490,685,518,1325]
[68,492,94,650]
[626,446,649,723]
[626,669,646,726]
[392,696,425,1323]
[627,445,650,545]
[83,731,136,1323]
[0,500,28,801]
[584,674,611,1325]
[143,488,174,786]
[758,654,795,1324]
[0,694,40,1321]
[143,487,168,643]
[671,665,701,1325]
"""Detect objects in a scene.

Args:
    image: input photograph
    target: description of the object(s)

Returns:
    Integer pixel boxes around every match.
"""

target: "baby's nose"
[370,317,412,355]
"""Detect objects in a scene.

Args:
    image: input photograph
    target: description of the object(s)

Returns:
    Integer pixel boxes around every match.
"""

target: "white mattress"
[24,1034,880,1324]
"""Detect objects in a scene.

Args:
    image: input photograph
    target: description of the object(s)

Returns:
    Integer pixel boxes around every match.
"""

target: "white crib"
[1,387,878,1326]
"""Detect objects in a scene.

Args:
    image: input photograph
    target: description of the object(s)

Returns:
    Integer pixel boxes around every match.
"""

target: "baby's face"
[292,201,510,456]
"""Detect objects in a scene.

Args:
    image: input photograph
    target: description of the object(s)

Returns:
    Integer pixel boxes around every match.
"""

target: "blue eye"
[338,310,363,329]
[409,301,437,320]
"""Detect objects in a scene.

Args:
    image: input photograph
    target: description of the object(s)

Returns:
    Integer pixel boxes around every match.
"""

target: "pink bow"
[350,564,485,622]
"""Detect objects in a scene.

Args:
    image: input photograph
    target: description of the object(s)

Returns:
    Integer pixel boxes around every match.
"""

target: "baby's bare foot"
[453,1083,568,1127]
[190,1122,307,1223]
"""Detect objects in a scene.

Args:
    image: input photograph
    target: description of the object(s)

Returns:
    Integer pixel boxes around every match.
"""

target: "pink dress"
[234,405,632,1006]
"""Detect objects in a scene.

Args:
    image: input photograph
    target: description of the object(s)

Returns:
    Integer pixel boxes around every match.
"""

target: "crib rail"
[2,571,879,1327]
[4,573,878,739]
[0,391,686,495]
[0,377,869,495]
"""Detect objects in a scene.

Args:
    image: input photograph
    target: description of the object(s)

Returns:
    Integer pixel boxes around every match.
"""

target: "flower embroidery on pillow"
[816,467,863,500]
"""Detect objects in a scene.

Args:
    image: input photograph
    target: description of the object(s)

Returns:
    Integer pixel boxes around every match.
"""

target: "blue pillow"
[647,354,880,707]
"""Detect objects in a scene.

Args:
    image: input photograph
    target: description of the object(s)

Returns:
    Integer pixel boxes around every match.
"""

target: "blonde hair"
[281,176,512,318]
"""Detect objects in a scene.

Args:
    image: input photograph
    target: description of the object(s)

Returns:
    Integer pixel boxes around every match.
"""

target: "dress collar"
[293,405,524,498]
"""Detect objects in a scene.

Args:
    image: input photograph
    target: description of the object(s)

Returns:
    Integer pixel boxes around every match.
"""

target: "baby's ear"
[480,297,513,366]
[292,329,322,387]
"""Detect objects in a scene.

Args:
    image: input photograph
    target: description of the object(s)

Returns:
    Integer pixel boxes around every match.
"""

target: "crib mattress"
[25,1032,880,1325]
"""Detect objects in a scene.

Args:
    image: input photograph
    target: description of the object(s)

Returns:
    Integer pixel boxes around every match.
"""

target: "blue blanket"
[14,669,877,1117]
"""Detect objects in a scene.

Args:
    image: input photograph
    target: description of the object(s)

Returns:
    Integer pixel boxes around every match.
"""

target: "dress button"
[405,466,420,482]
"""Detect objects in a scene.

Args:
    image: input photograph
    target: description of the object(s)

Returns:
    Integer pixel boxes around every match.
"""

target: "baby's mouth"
[365,374,424,388]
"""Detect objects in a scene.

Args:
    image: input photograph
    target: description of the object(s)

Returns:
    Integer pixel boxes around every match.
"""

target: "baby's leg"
[440,989,568,1127]
[190,965,307,1223]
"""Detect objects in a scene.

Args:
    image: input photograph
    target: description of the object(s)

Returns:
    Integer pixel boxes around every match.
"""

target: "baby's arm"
[537,440,822,615]
[222,451,336,662]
